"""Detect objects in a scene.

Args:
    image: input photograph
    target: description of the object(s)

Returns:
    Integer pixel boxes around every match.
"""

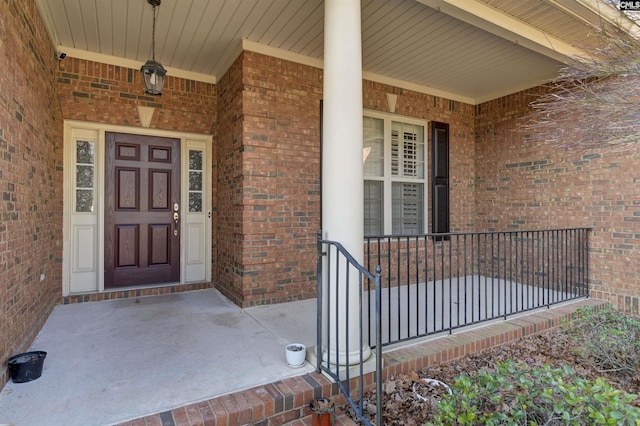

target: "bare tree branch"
[523,7,640,150]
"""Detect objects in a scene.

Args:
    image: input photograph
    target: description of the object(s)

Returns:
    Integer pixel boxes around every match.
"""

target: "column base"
[307,346,380,384]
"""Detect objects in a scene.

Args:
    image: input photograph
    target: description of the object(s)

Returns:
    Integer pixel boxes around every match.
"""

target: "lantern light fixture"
[141,0,166,95]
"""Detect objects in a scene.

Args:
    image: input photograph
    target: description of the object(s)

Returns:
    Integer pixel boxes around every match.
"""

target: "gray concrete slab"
[0,289,317,426]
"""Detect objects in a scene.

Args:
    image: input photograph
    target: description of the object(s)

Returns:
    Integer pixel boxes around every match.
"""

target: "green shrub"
[429,361,640,426]
[564,305,640,382]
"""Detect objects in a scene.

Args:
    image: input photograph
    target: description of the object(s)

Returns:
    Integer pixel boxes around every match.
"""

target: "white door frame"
[62,120,212,296]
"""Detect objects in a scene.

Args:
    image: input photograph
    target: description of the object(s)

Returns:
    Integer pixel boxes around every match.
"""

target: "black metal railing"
[363,227,591,348]
[317,231,382,426]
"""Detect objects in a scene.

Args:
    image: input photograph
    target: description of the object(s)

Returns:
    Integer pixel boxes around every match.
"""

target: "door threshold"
[63,282,213,304]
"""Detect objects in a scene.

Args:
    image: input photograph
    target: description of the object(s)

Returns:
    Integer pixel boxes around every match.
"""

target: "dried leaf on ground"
[344,319,640,425]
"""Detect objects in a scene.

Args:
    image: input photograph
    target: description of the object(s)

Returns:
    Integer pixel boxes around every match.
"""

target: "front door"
[104,132,181,288]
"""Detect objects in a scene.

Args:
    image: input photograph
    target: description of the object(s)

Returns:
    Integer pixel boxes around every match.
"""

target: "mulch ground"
[345,325,640,424]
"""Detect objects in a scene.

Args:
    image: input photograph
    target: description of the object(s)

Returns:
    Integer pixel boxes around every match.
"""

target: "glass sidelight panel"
[188,149,203,212]
[75,141,95,212]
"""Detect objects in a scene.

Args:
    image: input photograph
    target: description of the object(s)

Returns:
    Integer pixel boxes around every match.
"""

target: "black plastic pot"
[7,351,47,383]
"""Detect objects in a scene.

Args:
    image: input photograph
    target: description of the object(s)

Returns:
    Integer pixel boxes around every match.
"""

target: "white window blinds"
[363,114,427,236]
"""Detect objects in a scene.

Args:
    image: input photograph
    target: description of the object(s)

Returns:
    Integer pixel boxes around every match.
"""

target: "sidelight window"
[75,140,95,212]
[188,149,203,212]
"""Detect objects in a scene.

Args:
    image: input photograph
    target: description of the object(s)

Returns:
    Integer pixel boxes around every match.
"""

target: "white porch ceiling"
[35,0,627,104]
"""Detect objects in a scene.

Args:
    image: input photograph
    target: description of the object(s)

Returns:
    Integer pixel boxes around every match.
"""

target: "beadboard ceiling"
[35,0,629,104]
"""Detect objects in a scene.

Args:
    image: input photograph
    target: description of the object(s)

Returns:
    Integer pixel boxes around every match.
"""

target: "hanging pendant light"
[141,0,166,95]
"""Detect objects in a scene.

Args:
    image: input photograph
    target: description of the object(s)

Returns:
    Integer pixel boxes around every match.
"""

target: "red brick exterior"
[475,88,640,314]
[215,52,324,307]
[214,52,477,307]
[215,53,246,306]
[2,0,639,394]
[56,58,217,135]
[0,0,63,385]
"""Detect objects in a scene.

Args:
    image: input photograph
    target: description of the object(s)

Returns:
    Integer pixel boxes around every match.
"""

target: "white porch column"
[322,0,370,365]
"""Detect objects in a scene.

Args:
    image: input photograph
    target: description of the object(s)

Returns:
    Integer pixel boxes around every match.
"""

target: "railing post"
[586,228,591,297]
[316,229,323,373]
[315,235,377,426]
[375,265,382,426]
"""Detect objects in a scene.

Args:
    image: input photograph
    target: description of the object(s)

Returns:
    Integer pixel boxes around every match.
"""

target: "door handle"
[173,204,179,236]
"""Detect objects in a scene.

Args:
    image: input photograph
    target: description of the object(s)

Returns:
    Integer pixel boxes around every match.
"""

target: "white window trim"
[363,110,429,235]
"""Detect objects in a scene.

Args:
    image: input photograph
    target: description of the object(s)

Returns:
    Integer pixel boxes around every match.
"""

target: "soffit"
[34,0,623,104]
[477,0,622,49]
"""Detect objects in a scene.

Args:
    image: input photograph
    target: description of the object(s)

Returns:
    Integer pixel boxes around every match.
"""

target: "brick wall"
[56,59,217,135]
[215,52,246,305]
[475,87,640,315]
[0,0,62,386]
[215,52,476,307]
[215,52,324,307]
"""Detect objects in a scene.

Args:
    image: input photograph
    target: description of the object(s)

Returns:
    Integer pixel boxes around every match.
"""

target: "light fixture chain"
[151,4,157,61]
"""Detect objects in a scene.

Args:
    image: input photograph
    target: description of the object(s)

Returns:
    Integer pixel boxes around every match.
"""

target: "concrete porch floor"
[0,289,319,426]
[0,287,603,426]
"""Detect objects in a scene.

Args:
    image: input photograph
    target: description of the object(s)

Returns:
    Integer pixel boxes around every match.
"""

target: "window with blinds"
[392,182,423,234]
[364,113,426,236]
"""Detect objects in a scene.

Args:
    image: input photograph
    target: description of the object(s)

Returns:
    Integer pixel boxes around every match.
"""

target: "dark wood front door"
[105,133,181,288]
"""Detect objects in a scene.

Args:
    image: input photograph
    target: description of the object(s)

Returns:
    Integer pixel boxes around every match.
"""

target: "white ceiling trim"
[61,38,478,104]
[242,39,477,105]
[416,0,590,62]
[362,72,476,105]
[56,46,217,84]
[572,0,640,32]
[35,0,59,46]
[241,39,324,70]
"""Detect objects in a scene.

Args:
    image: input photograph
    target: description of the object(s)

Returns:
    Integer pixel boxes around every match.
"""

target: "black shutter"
[432,122,449,239]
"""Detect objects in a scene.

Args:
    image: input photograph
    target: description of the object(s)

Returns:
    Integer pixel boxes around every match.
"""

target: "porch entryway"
[63,121,212,295]
[0,289,316,426]
[0,288,601,426]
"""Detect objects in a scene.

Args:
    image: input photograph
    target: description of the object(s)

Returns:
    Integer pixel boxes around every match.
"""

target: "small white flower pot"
[285,343,306,367]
